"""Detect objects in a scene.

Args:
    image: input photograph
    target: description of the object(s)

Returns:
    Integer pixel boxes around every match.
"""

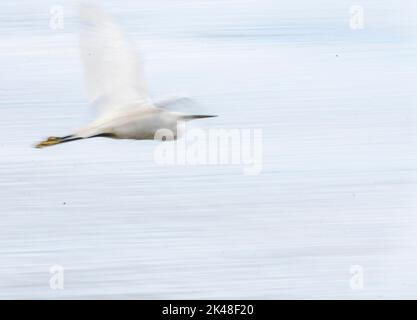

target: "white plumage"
[36,5,215,148]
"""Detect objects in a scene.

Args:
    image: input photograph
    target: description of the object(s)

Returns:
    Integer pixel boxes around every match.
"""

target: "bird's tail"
[35,135,82,149]
[180,115,218,120]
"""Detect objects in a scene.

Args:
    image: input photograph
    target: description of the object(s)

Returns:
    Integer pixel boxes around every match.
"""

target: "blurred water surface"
[1,0,417,298]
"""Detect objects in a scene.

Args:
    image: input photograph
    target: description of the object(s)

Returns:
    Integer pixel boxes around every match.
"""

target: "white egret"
[36,6,216,148]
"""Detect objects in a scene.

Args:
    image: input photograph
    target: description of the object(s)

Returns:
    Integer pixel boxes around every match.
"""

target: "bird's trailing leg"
[35,135,82,148]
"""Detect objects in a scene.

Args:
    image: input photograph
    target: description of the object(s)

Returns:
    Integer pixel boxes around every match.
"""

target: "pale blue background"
[1,0,417,298]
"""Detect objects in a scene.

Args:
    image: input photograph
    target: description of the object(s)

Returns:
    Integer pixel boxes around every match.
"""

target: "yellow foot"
[35,136,61,149]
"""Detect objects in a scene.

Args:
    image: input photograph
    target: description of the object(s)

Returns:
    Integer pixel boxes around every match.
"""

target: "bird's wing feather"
[154,96,201,111]
[79,5,153,116]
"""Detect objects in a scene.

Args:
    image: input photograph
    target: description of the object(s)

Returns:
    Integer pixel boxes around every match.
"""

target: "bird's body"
[36,6,216,148]
[77,108,181,140]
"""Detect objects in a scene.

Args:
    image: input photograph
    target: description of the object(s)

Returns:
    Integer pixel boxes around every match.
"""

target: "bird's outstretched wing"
[79,5,153,116]
[154,96,201,112]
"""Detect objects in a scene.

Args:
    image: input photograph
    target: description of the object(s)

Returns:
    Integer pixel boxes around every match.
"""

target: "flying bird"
[36,6,216,148]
